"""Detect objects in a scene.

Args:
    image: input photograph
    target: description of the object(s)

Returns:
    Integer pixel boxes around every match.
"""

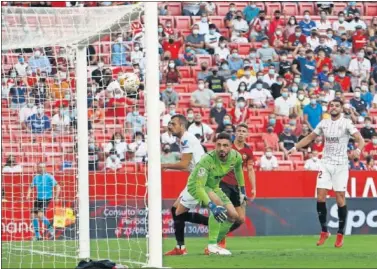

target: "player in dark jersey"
[218,123,256,247]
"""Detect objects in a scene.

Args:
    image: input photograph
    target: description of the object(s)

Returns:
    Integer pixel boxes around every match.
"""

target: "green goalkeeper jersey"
[187,149,245,206]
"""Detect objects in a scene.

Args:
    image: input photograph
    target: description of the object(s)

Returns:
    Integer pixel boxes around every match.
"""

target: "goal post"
[1,3,162,268]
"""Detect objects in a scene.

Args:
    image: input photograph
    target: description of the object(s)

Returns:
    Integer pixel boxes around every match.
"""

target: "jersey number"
[318,171,322,179]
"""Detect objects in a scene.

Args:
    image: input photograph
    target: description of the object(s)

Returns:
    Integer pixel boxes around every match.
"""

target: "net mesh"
[1,3,149,268]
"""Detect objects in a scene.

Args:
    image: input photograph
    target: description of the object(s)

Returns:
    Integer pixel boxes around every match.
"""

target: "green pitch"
[2,236,377,268]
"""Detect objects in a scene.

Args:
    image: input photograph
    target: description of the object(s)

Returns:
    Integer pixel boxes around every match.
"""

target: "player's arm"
[289,131,318,153]
[349,120,365,158]
[246,159,256,200]
[161,153,192,171]
[26,177,36,200]
[54,183,61,201]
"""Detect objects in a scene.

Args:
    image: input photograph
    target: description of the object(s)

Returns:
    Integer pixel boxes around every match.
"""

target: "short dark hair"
[236,123,248,130]
[330,99,344,107]
[171,114,188,129]
[216,132,232,142]
[306,49,313,54]
[364,116,371,122]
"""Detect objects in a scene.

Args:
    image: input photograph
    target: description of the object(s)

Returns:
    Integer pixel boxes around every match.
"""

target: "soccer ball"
[123,72,140,93]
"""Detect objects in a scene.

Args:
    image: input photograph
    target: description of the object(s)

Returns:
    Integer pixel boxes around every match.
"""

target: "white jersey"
[313,116,358,165]
[180,131,205,172]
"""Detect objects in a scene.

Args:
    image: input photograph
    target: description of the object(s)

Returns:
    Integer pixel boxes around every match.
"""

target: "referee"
[26,163,61,240]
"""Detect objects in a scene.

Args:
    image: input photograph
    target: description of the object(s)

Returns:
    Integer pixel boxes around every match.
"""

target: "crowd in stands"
[2,1,377,174]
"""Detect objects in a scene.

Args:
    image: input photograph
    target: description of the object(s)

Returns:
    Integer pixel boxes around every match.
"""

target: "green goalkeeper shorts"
[205,186,232,206]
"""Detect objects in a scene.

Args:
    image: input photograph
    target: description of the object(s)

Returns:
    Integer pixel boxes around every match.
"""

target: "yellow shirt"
[50,81,70,99]
[295,98,310,116]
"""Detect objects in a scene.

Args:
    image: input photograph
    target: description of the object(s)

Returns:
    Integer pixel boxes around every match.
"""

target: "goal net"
[1,3,161,268]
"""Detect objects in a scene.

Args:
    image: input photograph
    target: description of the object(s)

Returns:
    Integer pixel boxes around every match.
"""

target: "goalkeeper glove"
[208,202,227,223]
[239,186,248,205]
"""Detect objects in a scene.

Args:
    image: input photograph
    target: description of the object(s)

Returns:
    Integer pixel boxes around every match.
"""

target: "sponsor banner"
[3,198,376,241]
[2,171,376,201]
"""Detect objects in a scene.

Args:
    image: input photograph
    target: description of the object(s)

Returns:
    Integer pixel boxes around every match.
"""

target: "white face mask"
[115,94,122,99]
[354,92,361,98]
[266,152,272,157]
[134,46,140,51]
[34,51,41,57]
[193,29,199,35]
[169,63,175,68]
[238,102,246,108]
[198,84,205,90]
[111,154,117,160]
[117,37,123,43]
[98,62,104,68]
[115,139,121,144]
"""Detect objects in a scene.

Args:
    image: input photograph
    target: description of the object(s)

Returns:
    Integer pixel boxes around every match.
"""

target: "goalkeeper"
[187,132,245,255]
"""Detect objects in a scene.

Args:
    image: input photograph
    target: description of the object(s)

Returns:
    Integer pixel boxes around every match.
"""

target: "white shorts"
[316,163,349,192]
[179,186,199,210]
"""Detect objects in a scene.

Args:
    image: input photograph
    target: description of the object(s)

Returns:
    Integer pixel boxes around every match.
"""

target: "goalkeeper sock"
[337,205,347,235]
[183,212,208,226]
[42,216,51,228]
[32,218,40,238]
[171,207,185,247]
[217,220,233,243]
[208,214,220,244]
[227,221,242,234]
[316,201,328,232]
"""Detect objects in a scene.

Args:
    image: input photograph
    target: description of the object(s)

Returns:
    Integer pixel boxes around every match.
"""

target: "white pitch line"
[235,248,304,252]
[12,247,77,259]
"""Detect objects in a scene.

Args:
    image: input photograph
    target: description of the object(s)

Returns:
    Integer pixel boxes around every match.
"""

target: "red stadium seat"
[282,3,299,16]
[209,16,225,28]
[25,152,46,163]
[216,2,231,16]
[253,151,264,161]
[246,134,263,144]
[166,2,182,16]
[365,3,377,16]
[332,3,348,15]
[55,135,74,143]
[295,161,306,171]
[191,16,201,26]
[2,143,20,153]
[235,2,248,11]
[180,78,196,85]
[287,152,304,162]
[203,143,215,152]
[256,108,274,117]
[298,2,315,15]
[238,43,253,55]
[247,116,264,125]
[255,3,266,11]
[274,152,284,161]
[255,141,265,151]
[278,160,294,171]
[218,28,230,39]
[177,66,192,78]
[369,109,377,118]
[41,143,60,153]
[159,16,174,27]
[356,3,365,15]
[196,55,213,66]
[175,16,191,29]
[21,142,41,153]
[265,2,282,15]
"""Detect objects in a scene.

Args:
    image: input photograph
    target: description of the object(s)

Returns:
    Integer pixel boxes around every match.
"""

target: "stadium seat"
[191,16,201,26]
[247,116,264,125]
[282,3,299,16]
[274,152,284,161]
[253,151,264,160]
[203,143,215,152]
[2,143,20,153]
[238,43,253,55]
[159,16,174,27]
[218,28,230,39]
[298,2,315,15]
[246,134,263,144]
[175,16,191,29]
[209,16,225,28]
[21,142,42,153]
[25,152,46,163]
[61,143,75,152]
[256,108,274,117]
[365,3,377,16]
[196,55,213,66]
[332,3,348,15]
[235,2,248,11]
[180,78,196,85]
[295,161,306,171]
[55,135,74,143]
[166,2,182,16]
[356,3,365,15]
[216,93,232,107]
[265,2,282,15]
[216,2,231,16]
[287,152,304,162]
[278,160,294,171]
[255,141,265,152]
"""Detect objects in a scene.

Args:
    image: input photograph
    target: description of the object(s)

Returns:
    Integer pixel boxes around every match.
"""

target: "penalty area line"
[12,247,77,259]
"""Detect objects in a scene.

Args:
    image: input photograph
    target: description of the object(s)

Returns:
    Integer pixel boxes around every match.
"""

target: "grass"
[2,235,377,268]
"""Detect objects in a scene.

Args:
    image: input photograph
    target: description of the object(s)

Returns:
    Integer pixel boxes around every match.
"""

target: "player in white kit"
[288,99,365,248]
[161,114,208,255]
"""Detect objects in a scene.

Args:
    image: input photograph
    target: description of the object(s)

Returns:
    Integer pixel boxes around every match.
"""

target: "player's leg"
[32,200,41,240]
[332,165,349,248]
[315,164,332,246]
[40,199,54,238]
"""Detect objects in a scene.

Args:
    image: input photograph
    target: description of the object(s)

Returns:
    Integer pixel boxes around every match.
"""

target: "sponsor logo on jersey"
[326,137,340,143]
[181,139,189,149]
[198,167,206,177]
[242,154,248,160]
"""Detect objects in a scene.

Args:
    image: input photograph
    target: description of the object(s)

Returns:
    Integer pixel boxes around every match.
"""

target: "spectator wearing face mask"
[49,74,70,100]
[231,82,248,106]
[311,136,325,157]
[111,33,130,66]
[161,122,177,145]
[304,150,321,171]
[217,60,232,80]
[324,73,342,92]
[105,149,122,171]
[315,49,333,74]
[262,65,278,87]
[350,87,367,114]
[185,24,208,55]
[359,82,373,109]
[215,114,233,134]
[51,104,71,133]
[230,97,250,125]
[225,72,240,97]
[334,66,351,92]
[225,3,237,28]
[303,93,323,130]
[163,60,181,84]
[106,88,134,118]
[206,67,227,93]
[360,117,377,142]
[349,12,367,31]
[19,97,37,128]
[190,79,215,108]
[264,113,284,135]
[262,126,279,151]
[337,33,352,52]
[231,11,249,43]
[14,54,28,77]
[88,100,105,124]
[130,43,144,66]
[9,79,27,110]
[25,105,51,133]
[314,35,333,56]
[246,48,264,73]
[306,30,319,50]
[349,51,371,89]
[284,16,298,39]
[128,132,147,163]
[183,45,197,66]
[88,138,100,171]
[227,49,244,72]
[349,157,366,171]
[161,103,177,130]
[365,156,377,171]
[161,83,179,107]
[298,124,311,154]
[125,104,146,134]
[297,49,316,86]
[260,148,279,171]
[31,72,50,106]
[238,65,257,88]
[365,47,376,67]
[28,49,52,74]
[188,113,214,143]
[215,37,230,61]
[104,132,128,161]
[274,88,295,117]
[299,11,317,37]
[162,34,184,66]
[352,26,367,53]
[186,108,195,128]
[197,62,212,81]
[295,89,310,116]
[317,64,331,87]
[248,79,273,108]
[182,2,203,16]
[257,37,279,65]
[250,10,270,42]
[288,114,302,137]
[333,12,352,33]
[2,155,22,173]
[279,124,298,157]
[161,143,181,164]
[278,53,292,76]
[204,24,221,54]
[197,13,210,35]
[270,26,285,54]
[243,2,260,24]
[210,97,227,126]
